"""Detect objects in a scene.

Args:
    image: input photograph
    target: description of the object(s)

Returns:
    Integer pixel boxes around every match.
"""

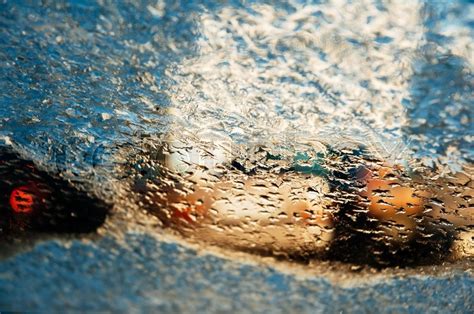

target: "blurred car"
[0,146,109,236]
[129,137,470,266]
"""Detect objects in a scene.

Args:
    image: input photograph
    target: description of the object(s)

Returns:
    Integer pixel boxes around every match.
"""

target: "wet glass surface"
[0,0,472,268]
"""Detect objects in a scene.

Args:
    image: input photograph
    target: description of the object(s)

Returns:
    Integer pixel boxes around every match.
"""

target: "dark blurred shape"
[324,148,456,267]
[0,146,109,235]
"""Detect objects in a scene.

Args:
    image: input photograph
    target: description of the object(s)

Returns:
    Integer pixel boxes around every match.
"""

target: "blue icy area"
[1,0,472,171]
[0,233,472,313]
[0,0,199,173]
[0,0,473,312]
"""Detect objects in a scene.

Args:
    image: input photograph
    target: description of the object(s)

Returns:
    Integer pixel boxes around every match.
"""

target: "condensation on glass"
[0,0,472,267]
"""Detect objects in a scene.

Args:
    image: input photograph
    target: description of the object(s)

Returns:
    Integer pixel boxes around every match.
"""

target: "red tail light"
[10,185,35,214]
[1,147,109,234]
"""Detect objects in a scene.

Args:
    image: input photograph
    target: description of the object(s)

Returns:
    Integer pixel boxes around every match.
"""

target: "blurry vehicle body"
[0,146,109,235]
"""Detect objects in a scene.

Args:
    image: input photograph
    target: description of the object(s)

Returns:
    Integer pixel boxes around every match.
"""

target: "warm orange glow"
[361,166,429,220]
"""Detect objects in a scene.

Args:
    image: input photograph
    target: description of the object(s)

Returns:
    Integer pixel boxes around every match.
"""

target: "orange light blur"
[360,166,429,220]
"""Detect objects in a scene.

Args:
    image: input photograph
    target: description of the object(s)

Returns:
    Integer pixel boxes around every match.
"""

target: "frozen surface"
[0,233,473,313]
[0,0,473,311]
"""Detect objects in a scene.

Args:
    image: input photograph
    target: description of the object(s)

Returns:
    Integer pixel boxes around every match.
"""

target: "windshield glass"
[1,0,472,268]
